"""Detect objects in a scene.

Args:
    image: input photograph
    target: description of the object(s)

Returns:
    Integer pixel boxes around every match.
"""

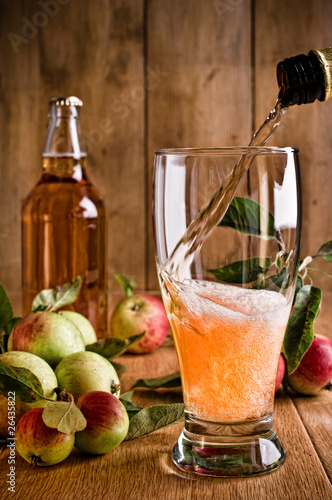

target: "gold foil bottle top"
[49,96,83,107]
[310,47,332,101]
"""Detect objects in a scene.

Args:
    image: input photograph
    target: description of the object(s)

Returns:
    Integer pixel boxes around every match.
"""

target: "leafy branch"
[212,196,332,372]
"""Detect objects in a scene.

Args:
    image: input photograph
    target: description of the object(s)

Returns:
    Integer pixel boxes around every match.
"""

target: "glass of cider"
[153,147,302,477]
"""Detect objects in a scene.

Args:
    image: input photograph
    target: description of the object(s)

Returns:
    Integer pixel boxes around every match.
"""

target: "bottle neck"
[41,156,88,181]
[43,102,87,160]
[277,51,325,107]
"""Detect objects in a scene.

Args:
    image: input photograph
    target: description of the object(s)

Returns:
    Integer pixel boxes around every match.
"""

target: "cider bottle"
[22,96,108,338]
[277,47,332,106]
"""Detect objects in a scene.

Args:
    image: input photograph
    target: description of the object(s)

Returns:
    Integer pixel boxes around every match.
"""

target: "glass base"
[172,413,286,477]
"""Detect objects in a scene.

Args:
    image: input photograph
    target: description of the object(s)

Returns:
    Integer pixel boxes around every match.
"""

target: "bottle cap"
[49,96,83,107]
[310,48,332,101]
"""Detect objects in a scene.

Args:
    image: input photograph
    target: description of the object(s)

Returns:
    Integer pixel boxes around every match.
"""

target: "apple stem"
[31,455,40,467]
[55,387,74,403]
[111,381,121,396]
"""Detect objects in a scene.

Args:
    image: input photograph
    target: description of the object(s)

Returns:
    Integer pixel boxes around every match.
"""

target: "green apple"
[75,391,129,454]
[0,351,58,401]
[7,311,85,367]
[15,407,75,466]
[57,311,97,346]
[55,351,120,400]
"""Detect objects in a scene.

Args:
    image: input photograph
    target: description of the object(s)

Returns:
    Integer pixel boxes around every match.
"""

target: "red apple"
[15,407,75,466]
[110,294,169,354]
[287,334,332,395]
[275,354,286,391]
[75,391,129,454]
[8,311,85,367]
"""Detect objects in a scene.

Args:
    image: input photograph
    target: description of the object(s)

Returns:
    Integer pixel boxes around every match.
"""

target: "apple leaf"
[0,361,45,402]
[114,274,136,297]
[0,282,13,333]
[4,317,22,336]
[314,240,332,262]
[31,276,83,312]
[120,390,133,402]
[209,257,271,284]
[119,398,143,421]
[218,197,276,239]
[252,269,303,297]
[111,361,128,376]
[85,333,145,359]
[131,372,182,391]
[0,333,7,355]
[283,285,322,374]
[42,400,87,434]
[125,403,184,440]
[252,267,289,291]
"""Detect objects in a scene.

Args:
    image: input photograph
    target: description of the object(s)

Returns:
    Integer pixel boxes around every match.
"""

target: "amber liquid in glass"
[22,156,108,338]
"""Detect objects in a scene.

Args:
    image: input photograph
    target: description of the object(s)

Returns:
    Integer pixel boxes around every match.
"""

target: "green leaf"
[125,403,184,440]
[218,197,275,239]
[4,317,22,336]
[0,282,13,332]
[0,361,45,402]
[252,267,303,295]
[209,257,271,284]
[131,372,182,391]
[283,285,322,374]
[120,391,134,402]
[119,397,143,421]
[187,454,252,472]
[253,267,289,291]
[314,240,332,262]
[42,400,87,434]
[0,318,22,354]
[114,274,136,297]
[111,361,128,377]
[85,333,145,359]
[31,276,83,312]
[0,333,7,355]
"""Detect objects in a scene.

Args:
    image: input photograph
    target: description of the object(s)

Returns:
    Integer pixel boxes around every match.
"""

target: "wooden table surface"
[1,293,331,500]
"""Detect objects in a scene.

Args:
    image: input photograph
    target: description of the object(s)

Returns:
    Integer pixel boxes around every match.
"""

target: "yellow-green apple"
[0,395,27,437]
[0,395,51,437]
[57,311,97,346]
[7,311,85,367]
[275,354,286,391]
[110,294,169,354]
[55,351,120,400]
[75,391,129,454]
[15,407,75,466]
[0,351,58,401]
[287,334,332,395]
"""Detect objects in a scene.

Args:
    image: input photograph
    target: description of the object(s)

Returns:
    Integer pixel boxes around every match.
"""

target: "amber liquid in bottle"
[22,156,108,338]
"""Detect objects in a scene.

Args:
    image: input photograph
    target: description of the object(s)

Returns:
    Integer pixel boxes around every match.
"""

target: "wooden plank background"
[1,0,331,307]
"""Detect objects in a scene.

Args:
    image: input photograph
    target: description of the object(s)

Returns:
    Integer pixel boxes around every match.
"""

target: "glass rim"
[154,146,299,156]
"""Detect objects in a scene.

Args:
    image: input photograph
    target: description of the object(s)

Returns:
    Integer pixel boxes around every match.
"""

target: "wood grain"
[146,0,252,290]
[1,0,332,295]
[1,292,332,498]
[1,345,332,500]
[254,0,332,291]
[0,0,146,293]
